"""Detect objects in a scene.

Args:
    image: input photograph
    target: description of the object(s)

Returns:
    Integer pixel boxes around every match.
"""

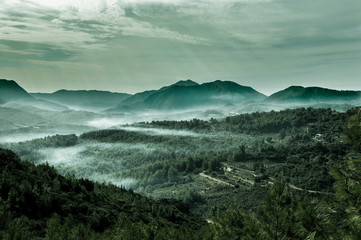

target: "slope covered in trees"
[1,107,361,239]
[267,86,361,103]
[0,148,204,239]
[4,107,357,217]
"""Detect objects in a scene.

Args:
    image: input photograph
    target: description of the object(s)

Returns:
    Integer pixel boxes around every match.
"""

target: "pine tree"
[329,108,361,239]
[257,179,301,240]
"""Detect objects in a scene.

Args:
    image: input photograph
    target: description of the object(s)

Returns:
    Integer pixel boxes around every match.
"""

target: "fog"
[86,108,227,130]
[87,118,129,128]
[0,127,89,143]
[0,133,60,143]
[35,143,160,188]
[116,126,201,137]
[39,145,86,166]
[2,100,359,192]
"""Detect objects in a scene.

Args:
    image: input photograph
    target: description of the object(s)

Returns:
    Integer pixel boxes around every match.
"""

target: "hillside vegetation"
[1,107,361,239]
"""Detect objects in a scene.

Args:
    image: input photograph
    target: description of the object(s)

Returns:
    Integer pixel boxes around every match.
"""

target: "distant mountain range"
[119,80,199,107]
[268,86,361,103]
[0,79,69,111]
[1,78,360,113]
[107,80,266,112]
[32,89,131,111]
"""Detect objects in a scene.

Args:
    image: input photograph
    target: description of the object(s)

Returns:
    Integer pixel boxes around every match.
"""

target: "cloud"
[0,0,360,94]
[0,0,208,50]
[2,0,360,49]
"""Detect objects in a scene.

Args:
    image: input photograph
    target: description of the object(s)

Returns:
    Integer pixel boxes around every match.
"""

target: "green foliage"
[4,107,355,218]
[343,108,361,151]
[330,156,361,238]
[257,179,300,239]
[2,107,361,239]
[0,148,204,239]
[208,204,260,240]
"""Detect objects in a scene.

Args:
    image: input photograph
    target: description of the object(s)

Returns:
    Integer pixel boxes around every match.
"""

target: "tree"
[209,204,260,240]
[343,108,361,151]
[257,179,301,240]
[329,109,361,239]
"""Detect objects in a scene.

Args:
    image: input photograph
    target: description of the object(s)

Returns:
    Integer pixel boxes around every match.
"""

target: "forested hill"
[1,108,361,239]
[267,86,361,103]
[148,107,356,135]
[0,148,204,239]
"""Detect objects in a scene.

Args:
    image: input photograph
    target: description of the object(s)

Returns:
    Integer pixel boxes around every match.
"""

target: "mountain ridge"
[107,80,267,112]
[0,79,34,101]
[32,89,131,111]
[2,78,361,113]
[267,85,361,103]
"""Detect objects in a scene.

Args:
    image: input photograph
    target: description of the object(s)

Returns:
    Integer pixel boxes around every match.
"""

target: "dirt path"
[225,172,254,185]
[269,177,332,195]
[199,172,234,187]
[287,183,332,195]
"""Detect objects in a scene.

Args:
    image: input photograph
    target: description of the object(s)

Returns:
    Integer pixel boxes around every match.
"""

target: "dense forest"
[1,107,361,239]
[0,148,204,239]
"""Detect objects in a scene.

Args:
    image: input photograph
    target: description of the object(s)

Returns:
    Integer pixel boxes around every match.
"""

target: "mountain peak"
[173,79,199,87]
[287,85,305,90]
[0,79,20,87]
[53,89,122,94]
[0,79,33,102]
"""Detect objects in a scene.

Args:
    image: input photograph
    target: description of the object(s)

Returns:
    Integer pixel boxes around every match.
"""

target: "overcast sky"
[0,0,360,95]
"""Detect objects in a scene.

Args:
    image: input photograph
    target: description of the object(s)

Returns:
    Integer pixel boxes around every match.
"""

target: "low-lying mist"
[34,142,165,189]
[86,101,360,132]
[116,126,201,137]
[0,127,90,144]
[0,133,59,143]
[86,108,227,129]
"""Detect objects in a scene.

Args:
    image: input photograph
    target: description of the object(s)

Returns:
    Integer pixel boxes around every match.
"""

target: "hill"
[267,86,361,103]
[0,79,33,101]
[119,80,199,108]
[108,80,266,112]
[0,79,70,111]
[32,90,131,111]
[159,79,199,91]
[0,148,204,238]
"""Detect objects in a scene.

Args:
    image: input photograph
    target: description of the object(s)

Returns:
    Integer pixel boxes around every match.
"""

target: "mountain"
[32,90,131,111]
[0,79,70,111]
[119,90,157,106]
[119,80,199,107]
[107,80,266,112]
[159,79,199,91]
[0,79,33,101]
[267,86,361,103]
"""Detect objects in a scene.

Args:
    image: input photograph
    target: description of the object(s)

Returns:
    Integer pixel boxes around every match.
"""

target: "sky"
[0,0,360,95]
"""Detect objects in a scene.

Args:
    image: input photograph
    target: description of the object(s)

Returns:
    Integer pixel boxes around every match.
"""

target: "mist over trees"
[1,79,361,239]
[0,106,360,239]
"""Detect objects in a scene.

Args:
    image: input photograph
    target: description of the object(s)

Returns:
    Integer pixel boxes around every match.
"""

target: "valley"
[1,78,361,239]
[1,0,360,238]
